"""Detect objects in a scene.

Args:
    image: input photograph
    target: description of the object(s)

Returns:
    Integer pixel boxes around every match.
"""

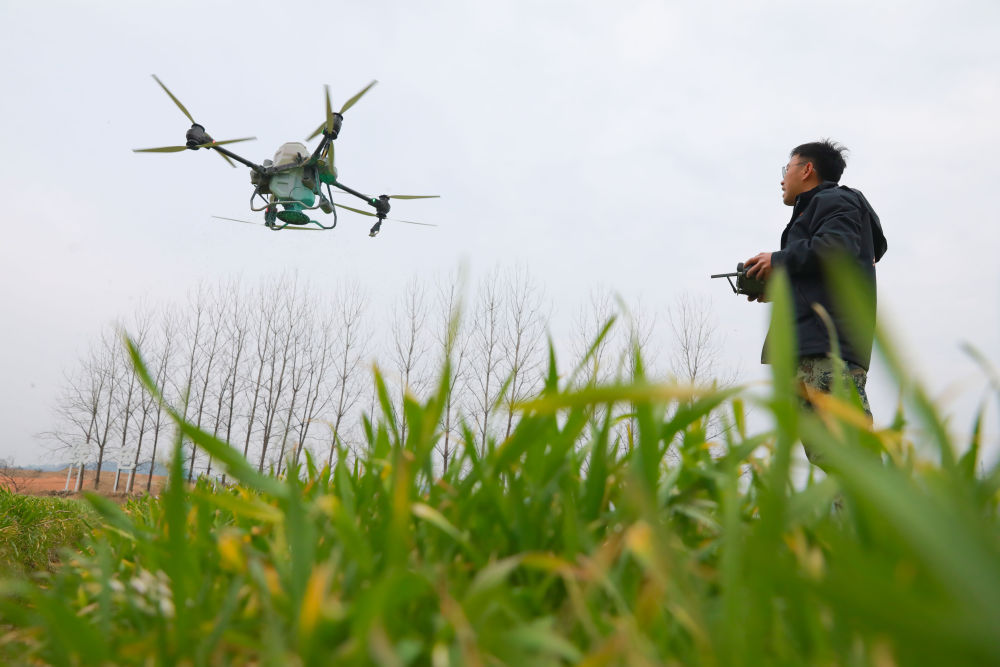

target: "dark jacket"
[763,181,887,370]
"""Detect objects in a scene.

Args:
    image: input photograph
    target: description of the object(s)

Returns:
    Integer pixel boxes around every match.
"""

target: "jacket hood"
[844,186,887,262]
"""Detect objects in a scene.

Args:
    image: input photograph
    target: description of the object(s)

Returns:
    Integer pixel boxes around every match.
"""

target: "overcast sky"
[1,0,997,466]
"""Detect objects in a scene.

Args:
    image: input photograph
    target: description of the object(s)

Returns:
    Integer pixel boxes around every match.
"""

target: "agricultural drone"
[134,75,438,235]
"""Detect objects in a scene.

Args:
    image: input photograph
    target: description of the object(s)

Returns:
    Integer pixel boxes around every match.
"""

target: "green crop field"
[2,273,998,666]
[0,490,94,577]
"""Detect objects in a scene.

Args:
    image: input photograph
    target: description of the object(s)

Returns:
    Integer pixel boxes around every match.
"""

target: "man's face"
[780,155,811,206]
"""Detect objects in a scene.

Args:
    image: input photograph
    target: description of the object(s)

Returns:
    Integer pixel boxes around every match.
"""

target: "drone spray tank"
[711,262,767,298]
[265,143,316,225]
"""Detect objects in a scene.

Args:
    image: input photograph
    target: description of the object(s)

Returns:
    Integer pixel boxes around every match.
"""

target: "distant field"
[5,469,167,496]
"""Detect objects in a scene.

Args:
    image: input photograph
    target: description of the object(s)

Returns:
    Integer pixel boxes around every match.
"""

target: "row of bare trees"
[45,269,732,490]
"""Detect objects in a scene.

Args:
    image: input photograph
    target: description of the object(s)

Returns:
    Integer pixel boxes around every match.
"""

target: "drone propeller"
[133,137,257,153]
[152,74,196,125]
[139,75,255,168]
[211,215,323,230]
[307,80,378,141]
[340,80,377,114]
[384,195,440,200]
[325,85,335,136]
[328,192,440,202]
[211,215,265,226]
[325,138,336,175]
[216,152,238,169]
[333,203,437,227]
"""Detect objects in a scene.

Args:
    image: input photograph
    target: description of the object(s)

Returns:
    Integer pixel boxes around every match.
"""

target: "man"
[743,140,887,462]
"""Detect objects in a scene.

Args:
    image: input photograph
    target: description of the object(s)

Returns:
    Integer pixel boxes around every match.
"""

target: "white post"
[64,465,72,491]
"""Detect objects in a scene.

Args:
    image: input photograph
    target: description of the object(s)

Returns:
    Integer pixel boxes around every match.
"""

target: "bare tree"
[257,280,297,473]
[389,279,430,444]
[467,269,505,453]
[92,330,123,490]
[324,283,368,467]
[44,340,110,491]
[116,309,153,493]
[621,297,658,377]
[571,288,619,388]
[276,296,312,476]
[291,309,332,469]
[187,287,228,481]
[214,281,249,485]
[204,293,240,482]
[242,283,277,466]
[173,286,208,481]
[205,362,231,481]
[145,311,177,493]
[0,458,22,493]
[617,297,658,448]
[500,266,547,440]
[666,291,738,447]
[668,292,726,385]
[433,271,470,474]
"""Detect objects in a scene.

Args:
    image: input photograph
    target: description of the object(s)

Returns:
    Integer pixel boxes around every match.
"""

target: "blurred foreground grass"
[2,272,999,666]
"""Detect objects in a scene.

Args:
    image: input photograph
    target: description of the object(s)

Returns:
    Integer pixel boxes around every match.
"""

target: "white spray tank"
[268,142,315,207]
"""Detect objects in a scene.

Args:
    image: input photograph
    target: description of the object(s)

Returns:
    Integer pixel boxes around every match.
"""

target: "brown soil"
[3,468,167,497]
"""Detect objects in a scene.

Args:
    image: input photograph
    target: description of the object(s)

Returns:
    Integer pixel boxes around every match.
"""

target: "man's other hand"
[744,252,773,280]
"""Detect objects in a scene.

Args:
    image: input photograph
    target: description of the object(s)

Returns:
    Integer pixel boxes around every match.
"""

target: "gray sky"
[1,0,998,465]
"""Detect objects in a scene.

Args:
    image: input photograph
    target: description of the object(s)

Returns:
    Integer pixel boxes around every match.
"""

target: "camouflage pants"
[796,355,872,466]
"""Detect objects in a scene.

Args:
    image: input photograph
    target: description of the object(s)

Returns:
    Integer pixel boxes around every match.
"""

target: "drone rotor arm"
[330,180,374,206]
[307,134,331,166]
[210,144,263,172]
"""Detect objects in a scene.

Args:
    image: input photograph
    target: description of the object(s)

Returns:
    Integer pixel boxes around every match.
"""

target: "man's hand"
[744,252,773,280]
[744,252,773,302]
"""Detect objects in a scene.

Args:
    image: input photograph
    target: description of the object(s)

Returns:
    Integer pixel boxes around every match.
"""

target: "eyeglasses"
[781,161,804,178]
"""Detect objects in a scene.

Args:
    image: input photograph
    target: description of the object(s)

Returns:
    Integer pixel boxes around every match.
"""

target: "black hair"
[791,139,848,183]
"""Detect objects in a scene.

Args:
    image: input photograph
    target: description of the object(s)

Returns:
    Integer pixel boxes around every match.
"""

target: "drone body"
[253,142,335,227]
[134,76,437,235]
